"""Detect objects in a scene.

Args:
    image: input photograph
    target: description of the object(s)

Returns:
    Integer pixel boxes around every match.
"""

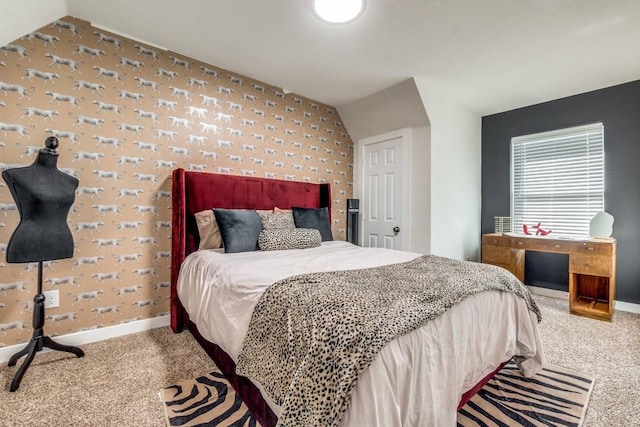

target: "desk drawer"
[522,239,570,253]
[482,245,511,264]
[570,254,612,277]
[573,242,613,256]
[482,234,511,247]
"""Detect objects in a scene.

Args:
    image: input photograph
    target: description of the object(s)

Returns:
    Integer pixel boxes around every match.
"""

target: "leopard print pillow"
[258,228,322,251]
[257,210,295,229]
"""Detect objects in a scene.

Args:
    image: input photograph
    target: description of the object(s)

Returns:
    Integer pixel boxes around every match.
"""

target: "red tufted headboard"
[170,168,331,332]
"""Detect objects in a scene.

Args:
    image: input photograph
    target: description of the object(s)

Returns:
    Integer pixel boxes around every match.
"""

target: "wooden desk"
[481,233,617,321]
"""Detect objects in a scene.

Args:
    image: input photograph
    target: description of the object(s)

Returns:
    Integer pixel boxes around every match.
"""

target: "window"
[511,123,604,238]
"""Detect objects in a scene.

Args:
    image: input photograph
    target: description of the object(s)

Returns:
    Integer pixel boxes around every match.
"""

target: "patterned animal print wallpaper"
[0,16,353,347]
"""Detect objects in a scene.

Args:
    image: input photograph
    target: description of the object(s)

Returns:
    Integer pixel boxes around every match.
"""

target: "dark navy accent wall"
[482,80,640,304]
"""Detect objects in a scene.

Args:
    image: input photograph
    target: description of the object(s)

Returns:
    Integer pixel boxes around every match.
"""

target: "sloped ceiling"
[0,0,66,48]
[3,0,640,115]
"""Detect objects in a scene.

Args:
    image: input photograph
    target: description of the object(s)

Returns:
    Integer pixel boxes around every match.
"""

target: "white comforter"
[177,241,543,426]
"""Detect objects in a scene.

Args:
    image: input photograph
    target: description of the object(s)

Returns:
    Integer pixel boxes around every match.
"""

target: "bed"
[170,168,543,426]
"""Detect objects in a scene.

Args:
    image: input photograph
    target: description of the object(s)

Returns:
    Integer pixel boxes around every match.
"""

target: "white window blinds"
[511,123,604,238]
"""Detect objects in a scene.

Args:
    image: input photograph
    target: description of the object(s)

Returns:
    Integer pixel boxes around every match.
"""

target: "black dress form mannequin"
[2,137,84,392]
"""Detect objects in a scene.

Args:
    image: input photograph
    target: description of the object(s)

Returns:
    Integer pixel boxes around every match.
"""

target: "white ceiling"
[7,0,640,115]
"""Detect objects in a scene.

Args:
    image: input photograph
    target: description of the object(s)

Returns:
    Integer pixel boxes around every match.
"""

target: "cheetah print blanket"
[236,255,541,427]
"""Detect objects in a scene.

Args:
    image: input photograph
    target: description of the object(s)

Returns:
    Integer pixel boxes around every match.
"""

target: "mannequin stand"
[8,261,84,392]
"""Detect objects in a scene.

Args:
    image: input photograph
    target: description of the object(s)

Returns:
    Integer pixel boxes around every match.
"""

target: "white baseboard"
[0,315,169,364]
[613,300,640,315]
[526,285,640,315]
[526,285,569,300]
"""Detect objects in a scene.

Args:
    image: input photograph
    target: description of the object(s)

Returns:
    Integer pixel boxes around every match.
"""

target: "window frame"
[510,122,604,238]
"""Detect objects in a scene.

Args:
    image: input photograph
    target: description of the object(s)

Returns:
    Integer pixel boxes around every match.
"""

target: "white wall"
[338,79,431,254]
[0,0,67,47]
[410,125,431,255]
[414,78,482,261]
[340,76,481,260]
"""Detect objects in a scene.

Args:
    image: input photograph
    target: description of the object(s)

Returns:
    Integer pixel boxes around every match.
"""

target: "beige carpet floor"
[1,295,638,426]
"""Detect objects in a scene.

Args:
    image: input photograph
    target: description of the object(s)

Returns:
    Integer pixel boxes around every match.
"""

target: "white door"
[358,129,410,250]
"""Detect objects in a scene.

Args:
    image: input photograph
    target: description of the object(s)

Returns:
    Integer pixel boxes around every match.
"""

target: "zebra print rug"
[160,360,594,427]
[160,370,258,427]
[457,360,594,426]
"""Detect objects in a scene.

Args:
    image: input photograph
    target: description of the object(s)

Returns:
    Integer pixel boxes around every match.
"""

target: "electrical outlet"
[43,290,59,309]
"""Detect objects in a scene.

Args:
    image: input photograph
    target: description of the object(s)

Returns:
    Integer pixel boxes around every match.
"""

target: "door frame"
[355,127,412,251]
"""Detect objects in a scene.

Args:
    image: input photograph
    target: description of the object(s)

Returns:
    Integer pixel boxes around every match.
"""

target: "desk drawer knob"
[585,263,592,267]
[554,244,560,248]
[587,247,594,251]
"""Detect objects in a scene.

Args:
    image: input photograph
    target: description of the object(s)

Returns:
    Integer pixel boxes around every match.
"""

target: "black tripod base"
[8,335,84,392]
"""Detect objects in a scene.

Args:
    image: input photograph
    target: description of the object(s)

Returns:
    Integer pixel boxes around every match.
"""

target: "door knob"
[393,226,400,233]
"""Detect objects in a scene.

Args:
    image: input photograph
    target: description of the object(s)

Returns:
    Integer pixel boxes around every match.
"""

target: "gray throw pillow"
[291,207,333,241]
[213,209,262,253]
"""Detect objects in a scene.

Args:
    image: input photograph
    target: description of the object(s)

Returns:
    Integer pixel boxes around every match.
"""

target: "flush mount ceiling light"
[312,0,365,24]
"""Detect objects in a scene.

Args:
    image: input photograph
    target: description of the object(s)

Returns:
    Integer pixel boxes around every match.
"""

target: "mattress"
[177,241,543,426]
